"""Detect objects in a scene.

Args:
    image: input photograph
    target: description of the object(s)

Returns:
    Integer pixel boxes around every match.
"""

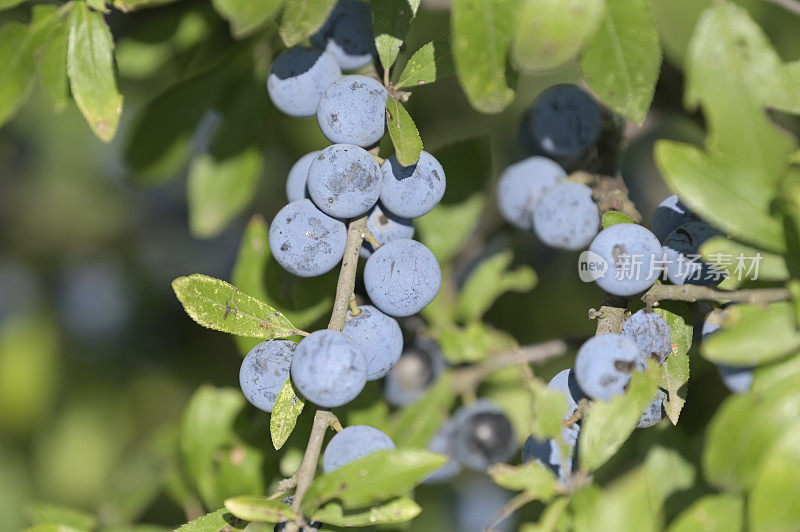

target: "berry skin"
[519,84,603,169]
[311,0,375,71]
[317,75,388,147]
[379,151,446,218]
[268,47,341,118]
[522,426,579,483]
[451,400,517,471]
[363,239,442,317]
[383,338,445,406]
[269,199,347,277]
[239,340,297,413]
[290,330,368,407]
[425,418,462,483]
[588,224,664,296]
[321,425,395,473]
[360,203,414,258]
[532,181,600,250]
[650,194,699,243]
[574,334,646,400]
[702,309,754,394]
[286,151,320,202]
[307,144,382,218]
[496,156,566,230]
[547,368,586,419]
[637,389,666,428]
[663,221,723,287]
[343,305,403,380]
[621,309,672,365]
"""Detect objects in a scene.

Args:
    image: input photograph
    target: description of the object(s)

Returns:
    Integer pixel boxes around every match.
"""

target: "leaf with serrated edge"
[386,98,423,167]
[270,378,305,450]
[488,462,558,500]
[372,0,421,70]
[224,496,295,523]
[396,35,454,89]
[652,300,692,425]
[311,498,421,527]
[279,0,337,47]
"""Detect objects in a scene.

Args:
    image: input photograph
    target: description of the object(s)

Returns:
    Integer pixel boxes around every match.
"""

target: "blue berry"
[317,75,387,147]
[532,181,599,250]
[496,156,566,230]
[379,151,446,218]
[360,203,414,258]
[239,340,297,413]
[702,309,754,394]
[574,334,645,400]
[451,400,517,471]
[307,144,382,218]
[290,330,367,407]
[425,418,462,483]
[363,239,441,317]
[588,224,663,296]
[547,368,586,419]
[383,338,445,406]
[268,47,341,117]
[663,221,723,287]
[519,84,603,169]
[522,426,579,483]
[286,151,320,202]
[343,305,403,380]
[269,199,347,277]
[621,309,672,365]
[637,389,666,428]
[650,194,699,242]
[311,0,375,71]
[322,425,395,473]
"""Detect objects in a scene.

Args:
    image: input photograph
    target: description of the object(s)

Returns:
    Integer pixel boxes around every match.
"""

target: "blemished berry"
[650,194,699,242]
[267,47,341,118]
[496,156,566,230]
[588,224,664,296]
[702,309,754,394]
[532,181,599,250]
[637,389,666,428]
[519,84,603,169]
[451,400,517,471]
[269,199,347,277]
[239,340,296,413]
[363,239,442,317]
[547,368,586,419]
[360,203,414,258]
[425,418,462,483]
[290,330,367,407]
[343,305,403,380]
[317,75,388,147]
[307,144,381,218]
[379,151,446,218]
[383,338,445,406]
[321,425,395,473]
[621,309,672,365]
[286,151,320,202]
[574,334,646,400]
[663,221,723,287]
[311,0,375,71]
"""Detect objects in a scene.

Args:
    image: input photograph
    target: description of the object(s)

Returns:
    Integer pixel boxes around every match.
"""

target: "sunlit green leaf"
[311,498,421,526]
[372,0,421,70]
[667,494,743,532]
[270,378,305,450]
[212,0,283,38]
[279,0,337,47]
[700,237,789,283]
[749,424,800,532]
[395,35,454,89]
[602,211,633,228]
[385,98,422,167]
[224,496,295,523]
[176,508,248,531]
[456,250,536,322]
[389,373,455,448]
[488,462,558,500]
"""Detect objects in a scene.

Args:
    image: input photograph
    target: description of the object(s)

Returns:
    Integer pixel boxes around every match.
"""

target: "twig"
[590,294,628,335]
[277,474,297,492]
[642,284,790,307]
[327,216,368,331]
[765,0,800,16]
[348,294,362,317]
[483,492,537,532]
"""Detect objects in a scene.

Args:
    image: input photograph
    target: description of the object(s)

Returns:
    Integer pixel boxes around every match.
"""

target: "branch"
[327,216,368,330]
[764,0,800,16]
[589,293,628,335]
[642,284,790,307]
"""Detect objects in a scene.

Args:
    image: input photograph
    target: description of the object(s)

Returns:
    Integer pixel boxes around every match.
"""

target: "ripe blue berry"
[364,239,441,317]
[269,199,347,277]
[519,84,603,169]
[322,425,395,473]
[360,203,414,258]
[702,309,754,394]
[317,75,387,147]
[588,224,663,296]
[637,389,666,428]
[343,305,403,380]
[379,151,446,218]
[663,221,723,286]
[383,338,445,406]
[268,47,341,117]
[307,144,381,218]
[532,181,599,250]
[451,400,517,471]
[311,0,375,71]
[290,330,367,407]
[621,309,672,365]
[522,427,579,483]
[574,334,645,400]
[286,151,320,202]
[650,194,699,242]
[239,340,296,413]
[496,156,566,230]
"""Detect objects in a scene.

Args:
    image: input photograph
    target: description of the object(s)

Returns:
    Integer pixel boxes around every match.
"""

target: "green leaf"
[701,303,800,366]
[512,0,605,72]
[389,373,455,448]
[700,237,789,283]
[437,322,515,364]
[311,498,422,527]
[270,378,305,450]
[385,98,423,167]
[521,497,571,532]
[527,377,569,442]
[176,509,248,531]
[24,503,97,529]
[580,0,661,123]
[579,363,659,472]
[301,449,447,511]
[112,0,180,10]
[212,0,283,38]
[0,0,27,10]
[653,300,692,424]
[451,0,516,113]
[667,494,743,532]
[279,0,337,47]
[601,211,633,228]
[38,19,69,111]
[67,2,123,142]
[371,0,421,70]
[749,424,800,532]
[487,462,558,500]
[20,526,82,532]
[395,35,454,89]
[223,497,295,523]
[456,250,537,322]
[172,274,304,339]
